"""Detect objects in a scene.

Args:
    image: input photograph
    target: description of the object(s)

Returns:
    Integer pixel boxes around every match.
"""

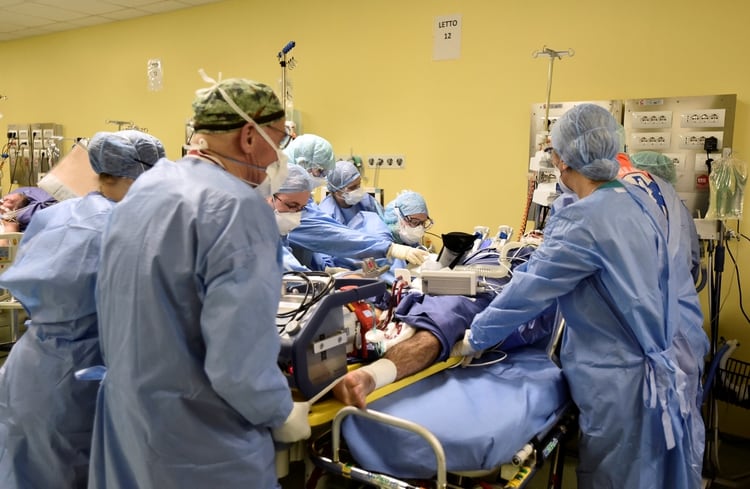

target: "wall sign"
[433,14,462,61]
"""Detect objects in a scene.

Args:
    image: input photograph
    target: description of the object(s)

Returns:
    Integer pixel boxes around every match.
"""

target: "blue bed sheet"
[342,346,571,479]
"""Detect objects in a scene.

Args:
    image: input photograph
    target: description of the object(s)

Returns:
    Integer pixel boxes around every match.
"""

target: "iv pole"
[277,41,296,132]
[518,47,574,239]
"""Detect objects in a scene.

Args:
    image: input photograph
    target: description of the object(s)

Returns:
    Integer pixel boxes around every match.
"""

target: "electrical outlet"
[679,131,723,150]
[630,132,671,150]
[366,154,405,169]
[680,109,725,128]
[631,111,673,129]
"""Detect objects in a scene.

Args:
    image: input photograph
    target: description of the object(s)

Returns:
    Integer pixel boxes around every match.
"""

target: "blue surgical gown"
[88,157,292,489]
[0,192,114,489]
[470,180,703,489]
[287,202,392,270]
[318,193,384,225]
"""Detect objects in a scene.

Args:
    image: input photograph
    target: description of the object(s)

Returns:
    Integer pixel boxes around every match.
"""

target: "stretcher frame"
[306,401,578,489]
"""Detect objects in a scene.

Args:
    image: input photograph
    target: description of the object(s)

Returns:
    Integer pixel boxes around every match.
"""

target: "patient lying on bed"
[333,245,556,408]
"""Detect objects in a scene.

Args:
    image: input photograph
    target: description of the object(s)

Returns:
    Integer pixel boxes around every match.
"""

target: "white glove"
[271,402,311,443]
[388,243,429,266]
[450,330,479,358]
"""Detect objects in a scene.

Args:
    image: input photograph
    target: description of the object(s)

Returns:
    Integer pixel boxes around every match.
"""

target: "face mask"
[553,167,574,194]
[275,210,302,235]
[398,221,425,245]
[253,150,289,198]
[342,187,366,205]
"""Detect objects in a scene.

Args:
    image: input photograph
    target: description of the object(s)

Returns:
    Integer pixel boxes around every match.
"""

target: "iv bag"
[705,156,748,220]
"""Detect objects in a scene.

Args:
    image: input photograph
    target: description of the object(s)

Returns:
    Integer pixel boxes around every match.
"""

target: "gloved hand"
[388,243,429,266]
[271,402,311,443]
[450,330,477,357]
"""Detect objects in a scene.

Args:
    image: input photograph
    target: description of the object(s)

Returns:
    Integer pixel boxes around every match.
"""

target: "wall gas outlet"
[366,154,405,169]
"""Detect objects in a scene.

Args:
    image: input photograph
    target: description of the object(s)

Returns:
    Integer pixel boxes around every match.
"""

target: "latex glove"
[388,243,429,266]
[271,402,311,443]
[450,330,477,357]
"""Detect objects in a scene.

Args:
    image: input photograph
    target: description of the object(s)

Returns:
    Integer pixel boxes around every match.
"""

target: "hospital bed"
[277,249,574,488]
[305,345,575,488]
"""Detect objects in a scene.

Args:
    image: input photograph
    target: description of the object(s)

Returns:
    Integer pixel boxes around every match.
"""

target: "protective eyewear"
[398,208,433,230]
[273,194,307,212]
[263,124,292,150]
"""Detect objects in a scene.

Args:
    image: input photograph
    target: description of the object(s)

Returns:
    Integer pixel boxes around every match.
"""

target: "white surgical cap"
[282,134,335,175]
[550,104,620,181]
[88,130,165,179]
[327,160,361,192]
[277,163,316,194]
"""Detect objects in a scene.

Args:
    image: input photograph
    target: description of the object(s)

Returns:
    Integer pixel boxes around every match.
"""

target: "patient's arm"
[333,330,441,409]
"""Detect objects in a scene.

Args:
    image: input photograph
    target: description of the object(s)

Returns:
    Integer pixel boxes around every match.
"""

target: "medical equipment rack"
[307,403,578,489]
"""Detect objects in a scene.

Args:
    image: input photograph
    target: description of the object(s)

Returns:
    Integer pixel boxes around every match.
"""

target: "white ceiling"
[0,0,224,42]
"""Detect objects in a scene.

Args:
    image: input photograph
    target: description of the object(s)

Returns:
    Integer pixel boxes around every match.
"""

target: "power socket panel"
[366,154,405,169]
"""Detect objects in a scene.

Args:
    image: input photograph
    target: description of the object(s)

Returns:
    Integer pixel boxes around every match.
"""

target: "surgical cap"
[630,151,677,184]
[327,160,361,192]
[88,130,166,179]
[384,190,429,226]
[277,163,316,194]
[191,78,284,132]
[282,134,335,175]
[550,103,620,181]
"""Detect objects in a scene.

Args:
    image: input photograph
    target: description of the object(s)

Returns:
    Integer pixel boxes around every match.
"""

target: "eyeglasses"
[273,194,307,212]
[263,125,292,150]
[404,216,433,229]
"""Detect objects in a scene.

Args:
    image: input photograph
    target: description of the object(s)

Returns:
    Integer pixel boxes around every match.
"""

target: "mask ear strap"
[214,86,279,151]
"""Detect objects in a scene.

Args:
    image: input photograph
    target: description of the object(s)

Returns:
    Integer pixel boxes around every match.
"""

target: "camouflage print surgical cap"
[191,78,284,132]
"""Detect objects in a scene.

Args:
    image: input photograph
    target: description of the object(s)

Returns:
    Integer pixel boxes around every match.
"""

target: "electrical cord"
[724,244,750,325]
[276,271,335,333]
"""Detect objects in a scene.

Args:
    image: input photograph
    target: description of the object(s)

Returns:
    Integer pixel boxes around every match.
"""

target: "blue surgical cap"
[630,151,677,184]
[384,190,429,225]
[88,130,165,179]
[282,134,335,175]
[550,104,620,181]
[327,160,361,192]
[277,163,316,194]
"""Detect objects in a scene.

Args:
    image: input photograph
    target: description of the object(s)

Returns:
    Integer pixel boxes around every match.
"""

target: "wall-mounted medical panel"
[623,94,736,217]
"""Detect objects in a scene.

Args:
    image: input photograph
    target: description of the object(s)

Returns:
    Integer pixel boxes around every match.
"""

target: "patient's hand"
[333,369,376,409]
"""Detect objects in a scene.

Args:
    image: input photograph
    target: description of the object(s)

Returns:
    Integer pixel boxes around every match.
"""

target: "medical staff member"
[284,137,429,270]
[455,104,704,489]
[383,190,433,250]
[0,130,164,489]
[314,160,393,273]
[628,150,701,283]
[319,160,384,222]
[89,77,310,489]
[270,163,317,271]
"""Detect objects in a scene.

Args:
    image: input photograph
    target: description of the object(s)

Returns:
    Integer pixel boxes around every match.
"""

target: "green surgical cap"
[630,151,677,184]
[191,78,284,132]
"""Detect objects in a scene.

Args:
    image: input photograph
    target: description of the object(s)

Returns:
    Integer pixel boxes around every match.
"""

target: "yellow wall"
[2,0,750,430]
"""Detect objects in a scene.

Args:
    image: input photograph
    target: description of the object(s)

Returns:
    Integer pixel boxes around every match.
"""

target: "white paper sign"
[433,14,462,61]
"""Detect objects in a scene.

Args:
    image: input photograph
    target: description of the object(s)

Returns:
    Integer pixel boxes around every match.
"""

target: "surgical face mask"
[553,167,574,194]
[398,221,425,245]
[253,149,289,199]
[275,210,302,235]
[342,187,366,206]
